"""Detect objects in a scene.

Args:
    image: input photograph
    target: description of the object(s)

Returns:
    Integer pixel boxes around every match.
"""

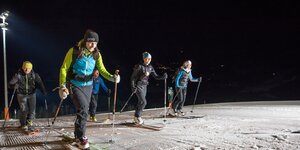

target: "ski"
[62,134,107,150]
[120,122,163,131]
[165,114,206,119]
[24,127,40,136]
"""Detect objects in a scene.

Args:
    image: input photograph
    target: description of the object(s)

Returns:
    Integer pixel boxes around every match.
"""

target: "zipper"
[25,75,28,95]
[84,55,88,86]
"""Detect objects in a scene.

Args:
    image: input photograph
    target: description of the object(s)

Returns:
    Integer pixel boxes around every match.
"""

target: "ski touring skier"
[89,69,110,122]
[8,61,47,130]
[130,52,168,125]
[169,60,201,116]
[166,87,174,114]
[59,29,120,149]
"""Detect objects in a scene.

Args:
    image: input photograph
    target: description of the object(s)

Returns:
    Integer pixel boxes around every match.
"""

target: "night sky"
[0,1,300,115]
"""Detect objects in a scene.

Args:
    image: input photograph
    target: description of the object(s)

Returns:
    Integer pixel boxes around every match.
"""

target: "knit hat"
[184,60,192,66]
[142,52,152,59]
[22,61,33,69]
[84,29,99,43]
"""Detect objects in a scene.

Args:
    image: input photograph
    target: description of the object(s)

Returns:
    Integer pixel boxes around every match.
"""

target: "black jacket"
[130,62,166,88]
[9,69,47,95]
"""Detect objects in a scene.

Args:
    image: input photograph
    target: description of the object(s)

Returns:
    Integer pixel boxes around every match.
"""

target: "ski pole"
[109,70,119,143]
[163,78,167,122]
[44,87,64,146]
[44,98,50,127]
[44,97,64,146]
[107,89,111,119]
[120,91,136,113]
[191,80,201,113]
[52,98,64,125]
[2,87,17,129]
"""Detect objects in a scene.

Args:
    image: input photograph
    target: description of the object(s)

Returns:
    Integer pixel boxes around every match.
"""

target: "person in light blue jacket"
[171,60,201,116]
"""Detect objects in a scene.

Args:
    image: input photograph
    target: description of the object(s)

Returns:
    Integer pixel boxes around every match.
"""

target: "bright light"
[0,11,9,19]
[0,11,9,30]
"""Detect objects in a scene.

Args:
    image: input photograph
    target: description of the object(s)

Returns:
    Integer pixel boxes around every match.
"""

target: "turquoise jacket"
[60,47,113,87]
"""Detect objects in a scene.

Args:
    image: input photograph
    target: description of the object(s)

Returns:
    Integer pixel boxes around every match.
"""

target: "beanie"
[142,52,152,59]
[184,60,192,66]
[84,29,99,43]
[22,61,33,69]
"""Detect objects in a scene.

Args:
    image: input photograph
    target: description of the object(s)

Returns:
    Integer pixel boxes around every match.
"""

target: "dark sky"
[1,1,300,113]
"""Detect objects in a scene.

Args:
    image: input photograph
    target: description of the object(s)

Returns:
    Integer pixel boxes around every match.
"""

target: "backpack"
[171,67,182,83]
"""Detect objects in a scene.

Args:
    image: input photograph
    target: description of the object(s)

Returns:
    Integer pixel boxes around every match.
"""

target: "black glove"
[107,89,111,96]
[43,91,48,97]
[131,86,137,93]
[14,84,19,89]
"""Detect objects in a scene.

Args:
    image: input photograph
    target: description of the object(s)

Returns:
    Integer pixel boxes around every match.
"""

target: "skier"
[170,60,201,116]
[167,87,174,111]
[8,61,47,130]
[59,29,120,149]
[89,69,110,122]
[130,52,167,125]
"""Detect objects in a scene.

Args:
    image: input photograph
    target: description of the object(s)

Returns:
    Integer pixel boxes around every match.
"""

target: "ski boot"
[90,116,97,122]
[168,109,178,117]
[75,136,90,150]
[134,117,144,125]
[178,110,185,116]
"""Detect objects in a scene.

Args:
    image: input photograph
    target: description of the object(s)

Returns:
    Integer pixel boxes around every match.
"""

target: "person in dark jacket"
[170,60,201,116]
[130,52,167,125]
[8,61,47,130]
[89,69,109,122]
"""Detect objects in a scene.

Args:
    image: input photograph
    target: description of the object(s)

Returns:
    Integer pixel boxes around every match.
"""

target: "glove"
[131,86,137,93]
[14,84,19,89]
[107,89,111,96]
[111,74,121,83]
[59,85,69,100]
[198,77,202,82]
[177,86,184,89]
[43,91,48,97]
[163,73,168,79]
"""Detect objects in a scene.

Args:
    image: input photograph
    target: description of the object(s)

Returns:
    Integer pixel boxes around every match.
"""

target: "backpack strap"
[17,73,21,80]
[32,71,35,80]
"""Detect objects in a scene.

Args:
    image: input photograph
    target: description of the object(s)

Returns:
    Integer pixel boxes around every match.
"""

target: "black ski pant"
[17,93,36,126]
[70,85,92,139]
[89,93,98,117]
[172,87,187,112]
[134,85,147,117]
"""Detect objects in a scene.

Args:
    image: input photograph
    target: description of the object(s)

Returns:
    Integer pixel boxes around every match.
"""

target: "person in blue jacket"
[89,69,110,122]
[170,60,201,116]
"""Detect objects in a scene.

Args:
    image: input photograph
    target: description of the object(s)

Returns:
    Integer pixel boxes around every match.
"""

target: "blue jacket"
[92,76,108,95]
[175,68,198,88]
[71,53,96,86]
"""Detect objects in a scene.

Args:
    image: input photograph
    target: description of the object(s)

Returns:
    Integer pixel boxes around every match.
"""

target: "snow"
[1,101,300,150]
